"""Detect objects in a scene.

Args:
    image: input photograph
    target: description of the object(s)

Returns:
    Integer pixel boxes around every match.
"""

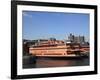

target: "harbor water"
[23,56,89,69]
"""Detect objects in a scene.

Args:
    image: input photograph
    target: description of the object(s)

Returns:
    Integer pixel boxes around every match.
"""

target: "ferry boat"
[29,39,89,58]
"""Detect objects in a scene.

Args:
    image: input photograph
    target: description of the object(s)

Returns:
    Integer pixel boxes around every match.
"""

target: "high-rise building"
[79,36,85,43]
[68,33,74,42]
[68,34,85,44]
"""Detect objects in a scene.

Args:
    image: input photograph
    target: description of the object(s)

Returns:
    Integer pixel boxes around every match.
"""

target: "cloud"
[22,12,32,18]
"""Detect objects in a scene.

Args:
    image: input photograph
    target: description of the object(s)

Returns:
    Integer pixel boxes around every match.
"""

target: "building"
[68,33,85,44]
[68,33,74,42]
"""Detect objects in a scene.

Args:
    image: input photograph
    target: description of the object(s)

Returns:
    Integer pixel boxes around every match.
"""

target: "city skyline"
[22,11,90,41]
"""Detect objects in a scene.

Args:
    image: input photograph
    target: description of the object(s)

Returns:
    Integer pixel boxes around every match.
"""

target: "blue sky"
[22,11,89,41]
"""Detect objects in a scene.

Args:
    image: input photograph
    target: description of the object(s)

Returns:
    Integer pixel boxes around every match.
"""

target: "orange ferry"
[29,40,89,57]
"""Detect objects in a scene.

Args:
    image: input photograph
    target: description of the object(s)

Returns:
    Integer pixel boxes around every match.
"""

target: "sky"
[22,11,89,41]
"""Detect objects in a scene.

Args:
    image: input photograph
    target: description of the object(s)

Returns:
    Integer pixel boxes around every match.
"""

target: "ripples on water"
[23,57,89,69]
[36,57,89,68]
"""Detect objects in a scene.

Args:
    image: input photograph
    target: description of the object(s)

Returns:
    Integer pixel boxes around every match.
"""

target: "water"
[36,57,89,68]
[23,56,89,69]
